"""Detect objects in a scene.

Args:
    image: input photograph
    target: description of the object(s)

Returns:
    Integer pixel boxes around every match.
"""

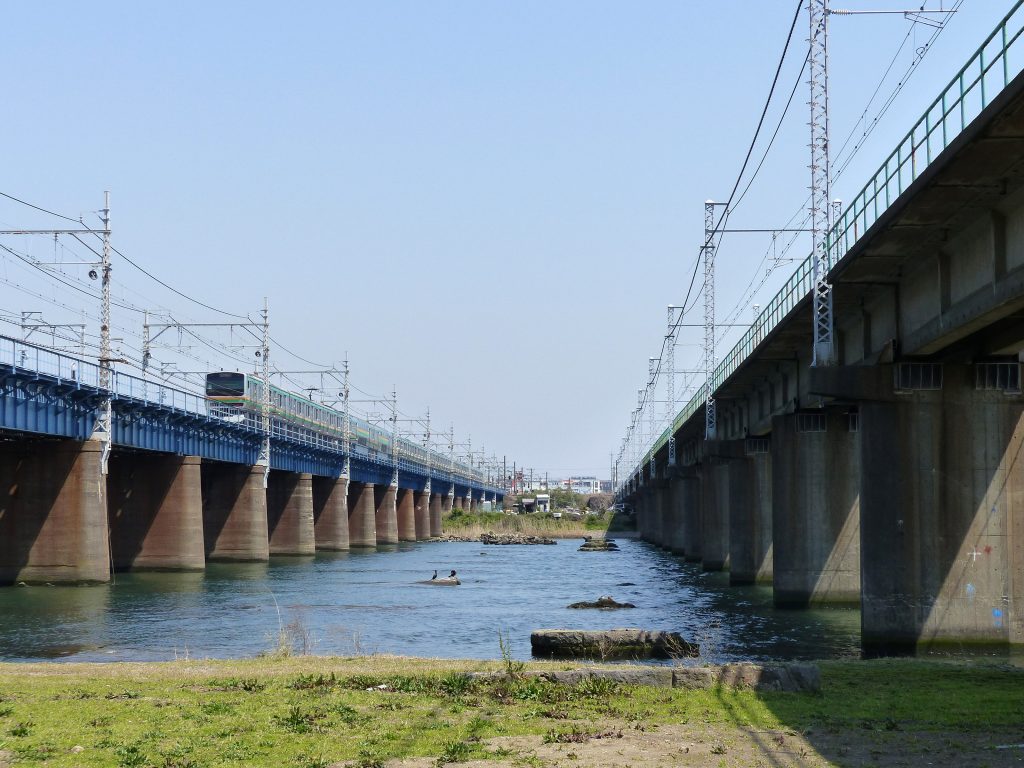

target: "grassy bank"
[441,510,628,539]
[0,655,1021,767]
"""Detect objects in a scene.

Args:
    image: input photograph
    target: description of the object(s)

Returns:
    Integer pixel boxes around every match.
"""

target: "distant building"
[558,476,602,495]
[599,480,612,493]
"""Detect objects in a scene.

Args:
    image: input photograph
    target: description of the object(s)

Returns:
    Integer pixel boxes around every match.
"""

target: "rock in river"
[567,595,636,610]
[530,629,698,660]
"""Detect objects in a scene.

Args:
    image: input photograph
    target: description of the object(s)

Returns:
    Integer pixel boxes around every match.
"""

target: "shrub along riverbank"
[0,655,1021,767]
[441,509,629,539]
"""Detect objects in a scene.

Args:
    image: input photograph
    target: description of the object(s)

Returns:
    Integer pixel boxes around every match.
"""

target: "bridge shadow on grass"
[742,659,1024,767]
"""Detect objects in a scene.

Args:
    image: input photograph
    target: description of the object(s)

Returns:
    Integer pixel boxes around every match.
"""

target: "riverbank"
[0,655,1020,767]
[440,510,631,540]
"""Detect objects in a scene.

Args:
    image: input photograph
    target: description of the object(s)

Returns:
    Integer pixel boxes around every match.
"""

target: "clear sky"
[0,1,1012,480]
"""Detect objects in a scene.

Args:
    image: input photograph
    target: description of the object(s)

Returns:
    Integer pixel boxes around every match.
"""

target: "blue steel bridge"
[0,335,503,584]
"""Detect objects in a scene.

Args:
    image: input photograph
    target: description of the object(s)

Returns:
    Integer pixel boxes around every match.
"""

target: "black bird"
[449,570,457,578]
[431,570,437,580]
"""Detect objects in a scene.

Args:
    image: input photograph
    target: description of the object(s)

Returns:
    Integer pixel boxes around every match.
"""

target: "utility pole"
[648,356,657,479]
[390,388,399,489]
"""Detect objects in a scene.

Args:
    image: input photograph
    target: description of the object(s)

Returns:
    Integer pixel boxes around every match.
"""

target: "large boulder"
[530,629,697,660]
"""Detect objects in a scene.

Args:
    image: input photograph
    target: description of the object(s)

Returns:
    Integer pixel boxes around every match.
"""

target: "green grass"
[0,657,1019,766]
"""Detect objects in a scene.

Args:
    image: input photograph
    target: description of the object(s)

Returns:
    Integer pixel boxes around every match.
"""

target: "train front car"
[206,371,248,423]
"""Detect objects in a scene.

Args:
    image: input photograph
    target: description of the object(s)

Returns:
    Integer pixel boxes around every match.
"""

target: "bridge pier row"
[312,476,349,551]
[346,481,377,547]
[470,495,479,513]
[397,488,417,542]
[414,491,431,540]
[429,492,444,537]
[857,366,1024,652]
[700,459,730,572]
[108,454,205,571]
[0,439,110,584]
[267,471,315,556]
[771,411,860,607]
[373,484,399,545]
[202,463,270,562]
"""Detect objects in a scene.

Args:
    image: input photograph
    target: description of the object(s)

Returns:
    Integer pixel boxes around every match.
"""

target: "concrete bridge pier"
[771,410,860,607]
[470,494,479,513]
[856,364,1024,652]
[414,490,431,540]
[455,495,467,512]
[0,439,110,584]
[727,446,773,586]
[654,479,672,549]
[429,492,444,537]
[312,476,349,551]
[637,486,655,543]
[108,453,205,571]
[267,471,315,555]
[700,459,730,572]
[397,488,417,541]
[202,462,270,562]
[679,468,703,563]
[374,483,399,545]
[667,473,688,554]
[347,481,377,547]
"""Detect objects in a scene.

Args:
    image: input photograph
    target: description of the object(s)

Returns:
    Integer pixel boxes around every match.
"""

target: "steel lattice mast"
[666,305,677,466]
[809,0,836,365]
[704,200,717,439]
[648,357,657,478]
[258,297,271,488]
[95,191,113,474]
[341,358,351,481]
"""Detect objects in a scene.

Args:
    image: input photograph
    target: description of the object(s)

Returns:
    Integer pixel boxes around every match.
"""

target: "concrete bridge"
[0,337,503,585]
[620,5,1024,654]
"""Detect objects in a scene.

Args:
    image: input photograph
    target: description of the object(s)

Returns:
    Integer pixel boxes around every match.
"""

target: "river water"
[0,538,863,663]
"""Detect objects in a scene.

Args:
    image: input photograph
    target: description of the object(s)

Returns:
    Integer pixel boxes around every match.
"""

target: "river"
[0,538,863,663]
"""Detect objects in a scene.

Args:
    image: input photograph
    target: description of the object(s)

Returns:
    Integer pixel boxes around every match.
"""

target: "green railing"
[632,0,1024,478]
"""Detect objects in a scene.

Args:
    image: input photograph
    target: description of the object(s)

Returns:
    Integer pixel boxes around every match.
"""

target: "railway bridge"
[0,339,504,584]
[620,4,1024,653]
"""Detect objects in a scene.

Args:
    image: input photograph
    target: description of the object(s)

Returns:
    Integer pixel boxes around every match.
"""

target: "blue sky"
[0,1,1012,479]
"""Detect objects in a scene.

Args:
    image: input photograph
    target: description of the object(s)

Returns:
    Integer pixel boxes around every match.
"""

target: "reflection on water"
[0,539,865,663]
